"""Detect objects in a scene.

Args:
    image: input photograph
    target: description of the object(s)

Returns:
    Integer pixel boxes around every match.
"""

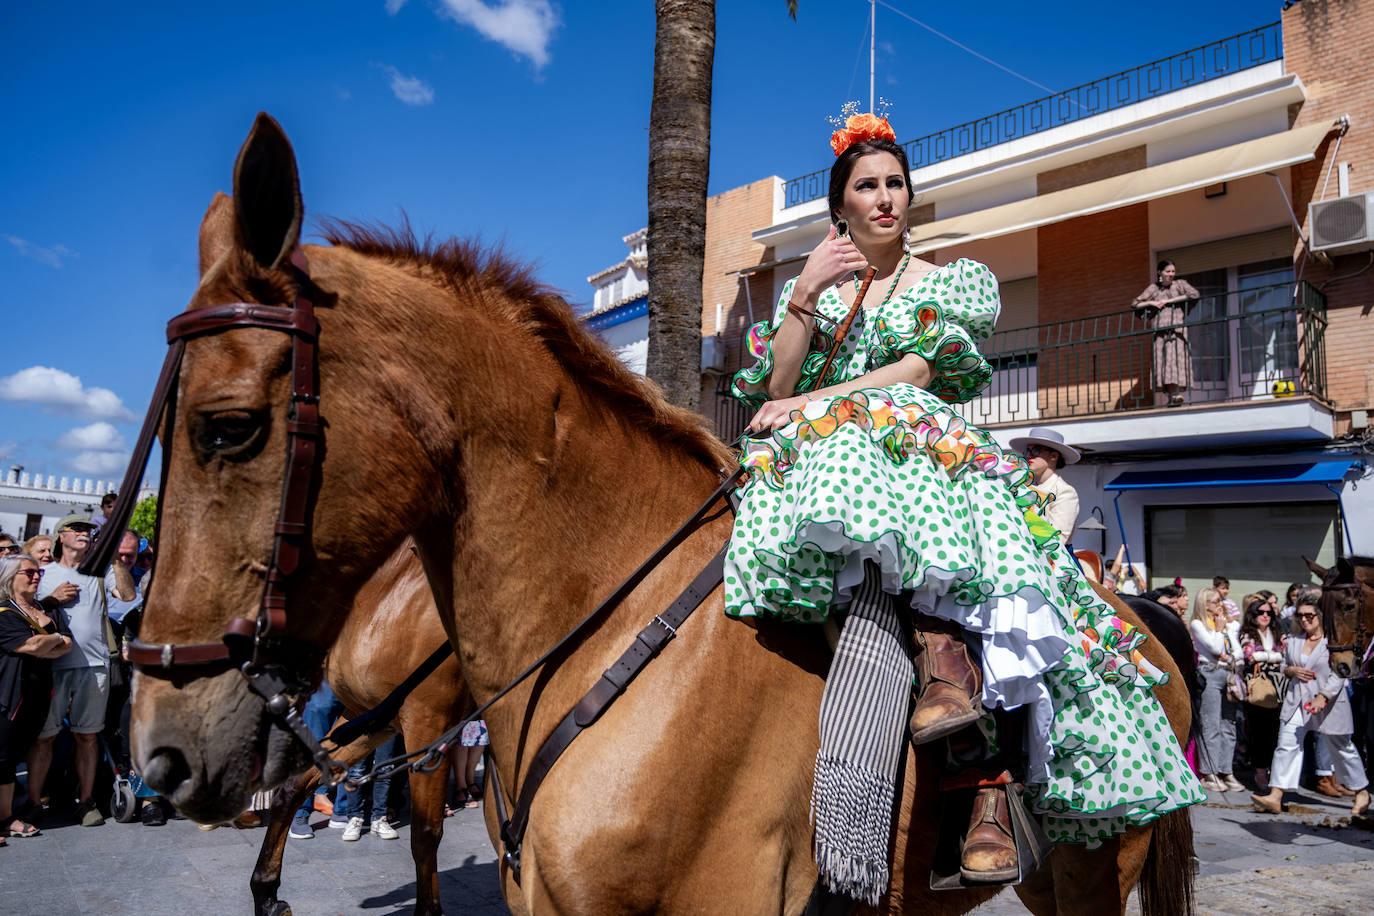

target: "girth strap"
[499,546,727,881]
[325,642,455,749]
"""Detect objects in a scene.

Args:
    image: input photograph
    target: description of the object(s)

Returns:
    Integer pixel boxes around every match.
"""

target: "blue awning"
[1105,461,1360,491]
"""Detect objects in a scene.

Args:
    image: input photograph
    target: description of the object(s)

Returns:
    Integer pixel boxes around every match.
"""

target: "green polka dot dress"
[727,258,1205,846]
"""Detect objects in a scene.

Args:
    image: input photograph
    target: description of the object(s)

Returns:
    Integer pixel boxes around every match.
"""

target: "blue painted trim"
[1104,461,1360,491]
[585,296,647,331]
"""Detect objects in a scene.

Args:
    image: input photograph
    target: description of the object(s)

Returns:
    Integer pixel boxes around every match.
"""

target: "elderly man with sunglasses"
[25,514,136,827]
[1008,427,1081,547]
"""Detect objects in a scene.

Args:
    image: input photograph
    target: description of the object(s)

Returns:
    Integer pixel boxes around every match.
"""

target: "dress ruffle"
[726,383,1205,844]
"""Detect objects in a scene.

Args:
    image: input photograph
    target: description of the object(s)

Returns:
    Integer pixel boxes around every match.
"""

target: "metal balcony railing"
[712,282,1327,440]
[782,21,1284,209]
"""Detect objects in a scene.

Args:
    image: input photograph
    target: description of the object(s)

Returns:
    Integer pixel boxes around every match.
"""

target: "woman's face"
[1295,605,1322,637]
[30,538,52,565]
[1207,596,1226,620]
[12,559,40,602]
[1171,590,1188,613]
[839,151,910,248]
[1254,606,1274,631]
[1158,263,1177,285]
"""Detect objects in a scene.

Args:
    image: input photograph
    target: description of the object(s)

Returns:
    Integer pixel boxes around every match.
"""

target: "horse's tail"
[1137,807,1195,916]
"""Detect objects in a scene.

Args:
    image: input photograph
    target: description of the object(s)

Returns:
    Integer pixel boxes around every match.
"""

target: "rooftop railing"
[712,281,1327,442]
[782,21,1284,209]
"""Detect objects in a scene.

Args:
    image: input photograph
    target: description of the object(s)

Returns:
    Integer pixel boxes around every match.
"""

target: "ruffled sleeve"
[731,277,838,408]
[871,258,999,404]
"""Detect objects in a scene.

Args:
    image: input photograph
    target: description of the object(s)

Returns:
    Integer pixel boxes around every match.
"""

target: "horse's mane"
[317,220,732,472]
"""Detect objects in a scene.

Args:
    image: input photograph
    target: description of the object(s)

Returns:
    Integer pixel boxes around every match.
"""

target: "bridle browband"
[80,249,344,781]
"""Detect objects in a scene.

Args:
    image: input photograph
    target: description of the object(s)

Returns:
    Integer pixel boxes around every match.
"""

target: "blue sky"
[1,0,1280,484]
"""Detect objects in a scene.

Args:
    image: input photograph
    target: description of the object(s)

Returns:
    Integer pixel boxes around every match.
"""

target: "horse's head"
[131,114,456,820]
[1311,556,1374,678]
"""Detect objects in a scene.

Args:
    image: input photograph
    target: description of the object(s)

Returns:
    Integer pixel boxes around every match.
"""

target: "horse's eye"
[193,410,267,462]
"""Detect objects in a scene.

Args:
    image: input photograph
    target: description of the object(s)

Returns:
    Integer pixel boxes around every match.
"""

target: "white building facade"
[585,228,649,374]
[0,466,155,541]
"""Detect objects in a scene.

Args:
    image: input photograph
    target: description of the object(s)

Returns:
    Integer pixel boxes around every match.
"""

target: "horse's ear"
[198,192,236,276]
[232,112,303,271]
[1304,555,1329,579]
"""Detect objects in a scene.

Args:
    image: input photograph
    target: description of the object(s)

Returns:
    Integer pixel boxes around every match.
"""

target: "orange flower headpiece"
[828,99,897,157]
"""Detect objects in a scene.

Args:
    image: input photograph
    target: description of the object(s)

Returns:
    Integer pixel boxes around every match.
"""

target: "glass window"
[1147,500,1336,602]
[1237,258,1297,381]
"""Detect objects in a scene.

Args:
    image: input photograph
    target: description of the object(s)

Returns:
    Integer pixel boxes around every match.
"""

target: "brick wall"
[1037,146,1147,195]
[1285,0,1374,422]
[697,177,778,431]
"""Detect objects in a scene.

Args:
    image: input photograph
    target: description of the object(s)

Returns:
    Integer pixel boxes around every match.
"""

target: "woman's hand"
[746,395,812,435]
[794,224,868,302]
[1287,665,1316,682]
[1304,694,1329,714]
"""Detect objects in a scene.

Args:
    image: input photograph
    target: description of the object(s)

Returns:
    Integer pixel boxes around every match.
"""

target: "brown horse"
[249,542,465,916]
[130,114,1194,915]
[1307,556,1374,679]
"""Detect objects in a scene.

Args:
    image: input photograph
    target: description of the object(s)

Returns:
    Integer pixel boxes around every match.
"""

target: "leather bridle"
[80,249,343,780]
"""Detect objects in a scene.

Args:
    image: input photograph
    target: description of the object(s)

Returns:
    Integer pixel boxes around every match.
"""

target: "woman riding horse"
[727,109,1204,903]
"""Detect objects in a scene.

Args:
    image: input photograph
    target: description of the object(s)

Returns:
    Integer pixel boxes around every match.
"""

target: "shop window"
[1145,500,1337,602]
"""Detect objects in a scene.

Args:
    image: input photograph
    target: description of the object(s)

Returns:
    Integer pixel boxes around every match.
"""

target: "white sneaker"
[341,816,365,841]
[1222,774,1246,793]
[372,817,399,840]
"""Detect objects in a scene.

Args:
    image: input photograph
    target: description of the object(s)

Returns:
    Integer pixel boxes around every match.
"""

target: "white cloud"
[385,0,408,13]
[69,450,131,476]
[57,422,126,452]
[383,66,435,106]
[437,0,560,69]
[0,367,137,421]
[5,235,76,268]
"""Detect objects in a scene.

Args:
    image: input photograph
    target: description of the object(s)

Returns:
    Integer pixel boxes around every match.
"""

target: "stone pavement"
[4,783,1370,914]
[972,784,1374,915]
[0,802,504,916]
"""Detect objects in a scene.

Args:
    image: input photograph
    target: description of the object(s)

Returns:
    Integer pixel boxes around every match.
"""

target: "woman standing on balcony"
[1132,259,1200,407]
[727,104,1203,903]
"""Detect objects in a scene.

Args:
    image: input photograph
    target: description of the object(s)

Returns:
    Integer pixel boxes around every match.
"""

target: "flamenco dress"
[724,258,1205,845]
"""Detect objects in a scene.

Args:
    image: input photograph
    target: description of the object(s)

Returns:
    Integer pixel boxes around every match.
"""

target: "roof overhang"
[908,121,1338,253]
[1105,460,1362,491]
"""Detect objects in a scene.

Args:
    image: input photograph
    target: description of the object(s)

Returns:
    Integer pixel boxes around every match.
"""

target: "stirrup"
[929,781,1052,891]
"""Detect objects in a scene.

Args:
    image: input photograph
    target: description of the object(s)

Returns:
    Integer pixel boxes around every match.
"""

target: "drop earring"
[902,227,911,252]
[835,218,849,238]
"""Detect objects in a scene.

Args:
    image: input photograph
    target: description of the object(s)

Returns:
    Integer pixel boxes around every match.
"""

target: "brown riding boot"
[910,615,982,745]
[960,787,1019,883]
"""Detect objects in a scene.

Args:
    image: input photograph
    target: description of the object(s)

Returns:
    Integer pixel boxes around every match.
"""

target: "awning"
[908,121,1337,252]
[1105,460,1360,491]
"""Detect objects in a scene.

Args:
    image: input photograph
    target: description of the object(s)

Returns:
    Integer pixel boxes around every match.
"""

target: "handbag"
[1226,671,1247,703]
[1245,670,1279,709]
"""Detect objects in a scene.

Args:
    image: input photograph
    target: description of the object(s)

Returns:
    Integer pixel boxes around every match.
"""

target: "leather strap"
[325,642,454,748]
[815,266,876,387]
[499,546,727,876]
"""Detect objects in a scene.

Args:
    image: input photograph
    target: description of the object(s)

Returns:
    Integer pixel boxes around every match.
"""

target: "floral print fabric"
[726,259,1203,845]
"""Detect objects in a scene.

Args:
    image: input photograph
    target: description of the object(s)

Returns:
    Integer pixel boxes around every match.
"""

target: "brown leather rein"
[79,249,344,782]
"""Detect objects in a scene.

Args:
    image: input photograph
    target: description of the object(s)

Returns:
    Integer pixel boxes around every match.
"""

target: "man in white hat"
[1008,427,1081,546]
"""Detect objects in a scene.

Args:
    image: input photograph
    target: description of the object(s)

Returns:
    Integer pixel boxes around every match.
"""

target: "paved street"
[2,784,1370,914]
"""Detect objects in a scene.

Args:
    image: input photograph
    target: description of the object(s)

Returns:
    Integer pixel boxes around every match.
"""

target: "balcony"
[713,282,1330,449]
[782,21,1284,209]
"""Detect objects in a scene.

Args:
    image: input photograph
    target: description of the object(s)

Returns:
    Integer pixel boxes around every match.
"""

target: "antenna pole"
[869,0,876,112]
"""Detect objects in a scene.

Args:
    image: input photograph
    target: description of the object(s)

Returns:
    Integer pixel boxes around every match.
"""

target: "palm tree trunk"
[646,0,715,412]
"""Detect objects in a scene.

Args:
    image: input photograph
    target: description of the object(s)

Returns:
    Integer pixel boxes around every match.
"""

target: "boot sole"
[959,865,1021,884]
[909,708,982,745]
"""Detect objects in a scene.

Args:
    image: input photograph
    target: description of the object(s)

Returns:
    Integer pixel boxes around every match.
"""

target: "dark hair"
[1240,598,1276,645]
[101,491,117,507]
[1285,582,1302,604]
[1156,259,1175,276]
[827,138,915,225]
[1295,588,1322,612]
[1155,583,1186,600]
[1212,575,1229,588]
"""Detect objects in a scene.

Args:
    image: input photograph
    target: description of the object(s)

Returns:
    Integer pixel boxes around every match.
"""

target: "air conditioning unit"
[701,335,726,374]
[1310,191,1374,254]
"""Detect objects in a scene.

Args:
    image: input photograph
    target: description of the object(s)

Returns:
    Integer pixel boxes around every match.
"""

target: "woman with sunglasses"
[1252,589,1370,816]
[1240,596,1284,790]
[1189,586,1244,792]
[0,554,72,841]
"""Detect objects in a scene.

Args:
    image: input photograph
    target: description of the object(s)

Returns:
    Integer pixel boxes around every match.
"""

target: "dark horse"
[129,114,1195,915]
